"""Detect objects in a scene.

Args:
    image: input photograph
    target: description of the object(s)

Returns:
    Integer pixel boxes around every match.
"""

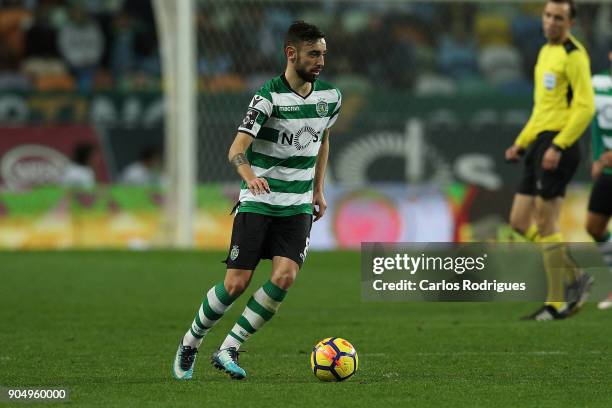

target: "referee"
[505,0,595,321]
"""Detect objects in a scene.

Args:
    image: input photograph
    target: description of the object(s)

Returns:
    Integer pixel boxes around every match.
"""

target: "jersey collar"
[281,74,315,100]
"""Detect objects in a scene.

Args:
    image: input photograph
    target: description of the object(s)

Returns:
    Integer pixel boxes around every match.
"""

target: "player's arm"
[591,119,612,179]
[228,132,270,195]
[312,129,330,221]
[230,90,274,195]
[552,51,596,149]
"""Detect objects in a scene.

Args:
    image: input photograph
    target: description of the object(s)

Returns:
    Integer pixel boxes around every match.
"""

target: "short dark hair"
[548,0,577,19]
[284,21,325,49]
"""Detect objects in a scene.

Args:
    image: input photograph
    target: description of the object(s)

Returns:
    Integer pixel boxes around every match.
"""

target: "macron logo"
[251,96,263,107]
[280,106,300,112]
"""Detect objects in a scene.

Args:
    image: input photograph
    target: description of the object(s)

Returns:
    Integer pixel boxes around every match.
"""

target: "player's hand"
[592,152,612,179]
[505,145,524,163]
[592,161,604,180]
[600,151,612,167]
[246,177,270,195]
[541,147,561,170]
[312,191,327,222]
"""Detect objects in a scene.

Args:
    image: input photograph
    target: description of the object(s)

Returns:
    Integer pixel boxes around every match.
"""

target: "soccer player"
[172,21,341,380]
[586,50,612,310]
[504,0,596,320]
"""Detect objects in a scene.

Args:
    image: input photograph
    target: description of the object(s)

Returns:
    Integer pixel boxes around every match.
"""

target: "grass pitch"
[1,251,610,407]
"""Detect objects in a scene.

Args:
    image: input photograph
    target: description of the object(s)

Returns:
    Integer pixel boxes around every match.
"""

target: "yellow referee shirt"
[515,34,595,150]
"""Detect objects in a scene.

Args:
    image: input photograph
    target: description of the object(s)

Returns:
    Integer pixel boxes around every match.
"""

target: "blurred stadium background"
[2,2,612,405]
[1,0,611,249]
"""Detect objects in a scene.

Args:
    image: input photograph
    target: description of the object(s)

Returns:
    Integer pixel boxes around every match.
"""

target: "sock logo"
[230,245,239,261]
[191,323,206,336]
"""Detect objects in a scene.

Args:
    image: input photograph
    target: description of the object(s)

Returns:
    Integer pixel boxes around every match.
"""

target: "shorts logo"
[230,245,239,261]
[316,100,328,117]
[543,72,556,90]
[241,108,259,130]
[299,237,310,262]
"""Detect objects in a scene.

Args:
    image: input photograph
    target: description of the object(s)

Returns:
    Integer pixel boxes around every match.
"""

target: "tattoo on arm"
[230,153,249,167]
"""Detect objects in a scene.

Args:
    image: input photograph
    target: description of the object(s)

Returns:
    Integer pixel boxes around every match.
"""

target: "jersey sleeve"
[551,51,596,149]
[237,90,274,137]
[326,89,342,129]
[514,114,539,149]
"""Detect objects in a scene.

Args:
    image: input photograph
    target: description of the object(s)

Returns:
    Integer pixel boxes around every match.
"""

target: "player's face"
[542,2,573,43]
[294,39,326,83]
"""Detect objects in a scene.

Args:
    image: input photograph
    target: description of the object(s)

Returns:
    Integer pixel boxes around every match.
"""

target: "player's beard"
[295,57,318,83]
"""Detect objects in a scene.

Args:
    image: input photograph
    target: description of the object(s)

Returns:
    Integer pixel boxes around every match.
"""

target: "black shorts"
[588,173,612,216]
[517,131,581,199]
[224,212,313,270]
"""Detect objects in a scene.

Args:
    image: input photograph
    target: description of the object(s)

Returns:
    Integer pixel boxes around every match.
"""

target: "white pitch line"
[412,351,605,356]
[281,351,606,357]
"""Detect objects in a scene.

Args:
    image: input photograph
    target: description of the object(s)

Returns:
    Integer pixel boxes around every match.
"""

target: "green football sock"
[183,282,236,348]
[220,280,287,350]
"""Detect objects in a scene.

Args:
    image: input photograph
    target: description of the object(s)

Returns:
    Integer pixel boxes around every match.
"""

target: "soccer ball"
[310,337,358,381]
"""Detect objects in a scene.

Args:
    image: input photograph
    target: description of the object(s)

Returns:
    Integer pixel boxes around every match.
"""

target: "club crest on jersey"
[230,245,239,261]
[316,100,328,117]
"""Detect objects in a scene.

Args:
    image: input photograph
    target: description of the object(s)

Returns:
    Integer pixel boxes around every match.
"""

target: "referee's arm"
[507,111,538,161]
[552,51,596,149]
[514,115,539,150]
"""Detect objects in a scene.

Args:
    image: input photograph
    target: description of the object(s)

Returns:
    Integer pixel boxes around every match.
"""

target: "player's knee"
[272,269,297,290]
[224,278,249,297]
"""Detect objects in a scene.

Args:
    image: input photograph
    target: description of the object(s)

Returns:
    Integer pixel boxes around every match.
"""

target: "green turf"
[0,251,610,407]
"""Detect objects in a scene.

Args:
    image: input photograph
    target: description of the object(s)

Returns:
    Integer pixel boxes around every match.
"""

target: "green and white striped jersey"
[592,72,612,175]
[236,74,341,216]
